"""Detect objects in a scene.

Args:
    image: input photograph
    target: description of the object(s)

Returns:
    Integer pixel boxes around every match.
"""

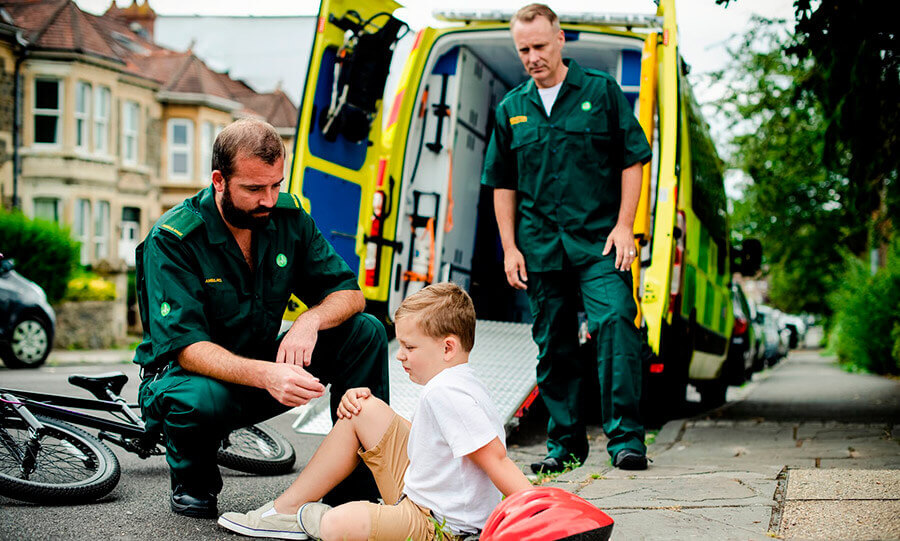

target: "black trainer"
[614,449,648,471]
[171,486,218,518]
[530,456,566,474]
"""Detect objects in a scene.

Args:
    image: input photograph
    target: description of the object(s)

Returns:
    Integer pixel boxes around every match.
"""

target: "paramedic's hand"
[264,363,325,407]
[277,313,321,366]
[504,247,528,290]
[604,224,637,272]
[337,387,371,419]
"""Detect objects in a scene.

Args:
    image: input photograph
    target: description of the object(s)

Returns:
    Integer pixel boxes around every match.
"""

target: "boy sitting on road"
[218,282,532,540]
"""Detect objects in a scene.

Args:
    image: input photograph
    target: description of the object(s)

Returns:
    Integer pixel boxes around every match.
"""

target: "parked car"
[0,254,56,368]
[756,305,787,366]
[725,283,761,384]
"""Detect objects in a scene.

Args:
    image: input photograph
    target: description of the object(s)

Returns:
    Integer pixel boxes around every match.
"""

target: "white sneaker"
[296,502,333,540]
[218,500,308,540]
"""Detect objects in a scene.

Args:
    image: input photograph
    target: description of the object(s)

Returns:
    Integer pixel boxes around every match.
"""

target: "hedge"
[64,272,117,302]
[0,211,79,303]
[829,238,900,375]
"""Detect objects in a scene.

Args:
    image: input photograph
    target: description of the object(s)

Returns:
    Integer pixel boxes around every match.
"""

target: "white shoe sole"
[217,515,308,540]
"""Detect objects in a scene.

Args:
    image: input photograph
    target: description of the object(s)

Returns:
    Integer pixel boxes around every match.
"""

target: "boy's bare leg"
[272,396,395,514]
[319,502,372,541]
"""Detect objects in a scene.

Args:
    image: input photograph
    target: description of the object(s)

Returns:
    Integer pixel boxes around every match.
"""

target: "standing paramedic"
[133,118,389,518]
[482,3,652,473]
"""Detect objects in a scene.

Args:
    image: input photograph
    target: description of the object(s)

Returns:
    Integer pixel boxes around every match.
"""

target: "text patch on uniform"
[509,116,528,125]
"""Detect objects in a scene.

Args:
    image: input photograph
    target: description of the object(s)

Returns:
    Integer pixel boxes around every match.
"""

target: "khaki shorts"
[357,414,440,541]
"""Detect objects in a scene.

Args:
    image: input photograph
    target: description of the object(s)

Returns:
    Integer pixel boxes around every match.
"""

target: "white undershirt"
[537,81,563,116]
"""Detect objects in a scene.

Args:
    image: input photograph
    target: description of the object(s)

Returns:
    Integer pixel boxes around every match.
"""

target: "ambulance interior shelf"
[400,190,441,293]
[320,11,409,143]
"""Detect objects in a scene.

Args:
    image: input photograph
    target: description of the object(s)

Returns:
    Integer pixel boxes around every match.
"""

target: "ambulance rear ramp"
[292,320,538,435]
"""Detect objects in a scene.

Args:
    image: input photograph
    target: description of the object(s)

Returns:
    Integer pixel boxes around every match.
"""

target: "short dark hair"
[394,283,477,352]
[511,3,560,32]
[211,118,285,180]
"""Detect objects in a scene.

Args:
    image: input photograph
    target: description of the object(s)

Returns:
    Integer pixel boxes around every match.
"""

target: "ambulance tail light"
[734,316,748,336]
[364,159,389,287]
[668,210,686,314]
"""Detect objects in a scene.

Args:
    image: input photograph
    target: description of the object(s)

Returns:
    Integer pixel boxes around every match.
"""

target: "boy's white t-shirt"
[538,81,563,116]
[402,363,505,534]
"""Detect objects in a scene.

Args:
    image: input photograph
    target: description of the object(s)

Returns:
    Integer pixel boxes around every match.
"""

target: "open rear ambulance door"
[287,0,407,286]
[637,0,680,356]
[637,0,691,421]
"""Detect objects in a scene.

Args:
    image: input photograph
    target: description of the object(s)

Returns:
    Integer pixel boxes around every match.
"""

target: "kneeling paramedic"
[133,118,388,518]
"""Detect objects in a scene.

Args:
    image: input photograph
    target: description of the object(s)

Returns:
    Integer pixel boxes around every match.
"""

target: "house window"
[34,79,61,145]
[94,86,110,154]
[75,82,91,151]
[122,100,140,164]
[74,199,91,265]
[94,201,110,260]
[33,197,60,223]
[201,121,214,179]
[168,118,193,180]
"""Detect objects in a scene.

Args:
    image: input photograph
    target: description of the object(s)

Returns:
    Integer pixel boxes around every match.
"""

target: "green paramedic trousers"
[138,313,389,494]
[527,255,646,462]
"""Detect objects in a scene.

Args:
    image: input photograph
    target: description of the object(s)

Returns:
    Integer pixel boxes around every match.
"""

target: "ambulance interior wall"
[391,45,532,322]
[393,34,643,322]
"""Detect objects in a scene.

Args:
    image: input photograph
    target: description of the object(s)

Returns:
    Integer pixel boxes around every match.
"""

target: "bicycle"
[0,371,296,504]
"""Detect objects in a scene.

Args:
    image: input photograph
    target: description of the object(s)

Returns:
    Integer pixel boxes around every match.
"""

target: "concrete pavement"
[507,349,900,540]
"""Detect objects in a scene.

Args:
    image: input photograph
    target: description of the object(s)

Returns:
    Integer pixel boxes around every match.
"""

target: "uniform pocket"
[564,116,611,169]
[205,283,240,320]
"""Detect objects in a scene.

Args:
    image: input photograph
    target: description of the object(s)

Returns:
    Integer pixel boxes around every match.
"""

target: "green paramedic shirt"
[481,59,652,272]
[133,186,360,370]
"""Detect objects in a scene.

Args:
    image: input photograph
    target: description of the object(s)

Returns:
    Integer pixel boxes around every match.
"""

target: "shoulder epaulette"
[583,67,615,81]
[157,206,203,240]
[275,192,303,210]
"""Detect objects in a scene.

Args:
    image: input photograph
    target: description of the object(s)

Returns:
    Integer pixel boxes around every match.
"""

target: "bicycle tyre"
[217,423,295,475]
[0,414,121,504]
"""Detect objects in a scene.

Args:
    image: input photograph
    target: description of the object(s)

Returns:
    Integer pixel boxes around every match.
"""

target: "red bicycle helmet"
[481,487,614,541]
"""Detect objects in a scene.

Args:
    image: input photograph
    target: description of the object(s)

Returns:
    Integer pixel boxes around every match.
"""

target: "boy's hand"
[337,387,371,419]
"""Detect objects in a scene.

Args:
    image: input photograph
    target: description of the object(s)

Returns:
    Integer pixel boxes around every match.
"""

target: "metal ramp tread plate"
[292,320,537,435]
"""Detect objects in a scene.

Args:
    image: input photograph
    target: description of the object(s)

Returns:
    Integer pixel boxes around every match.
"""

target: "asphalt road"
[0,362,327,541]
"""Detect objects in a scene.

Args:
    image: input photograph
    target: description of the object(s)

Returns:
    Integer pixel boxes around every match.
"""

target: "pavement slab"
[578,474,776,508]
[779,501,900,540]
[786,468,900,500]
[609,506,774,540]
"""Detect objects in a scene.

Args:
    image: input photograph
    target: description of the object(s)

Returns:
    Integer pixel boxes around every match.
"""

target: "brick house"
[0,0,298,267]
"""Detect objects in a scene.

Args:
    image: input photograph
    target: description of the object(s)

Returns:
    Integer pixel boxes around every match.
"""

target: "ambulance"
[287,0,760,433]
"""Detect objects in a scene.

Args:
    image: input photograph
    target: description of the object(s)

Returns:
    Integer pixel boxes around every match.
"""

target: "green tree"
[716,0,899,264]
[711,18,859,314]
[790,0,900,261]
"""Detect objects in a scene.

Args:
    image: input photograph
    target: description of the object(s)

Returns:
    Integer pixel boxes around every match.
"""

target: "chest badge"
[581,101,592,111]
[276,253,288,268]
[160,302,171,317]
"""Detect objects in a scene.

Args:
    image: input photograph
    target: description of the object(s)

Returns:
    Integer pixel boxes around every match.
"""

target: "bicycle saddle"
[69,372,129,398]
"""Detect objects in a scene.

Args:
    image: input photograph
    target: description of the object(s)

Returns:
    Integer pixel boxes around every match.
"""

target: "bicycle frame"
[0,386,164,459]
[0,388,146,439]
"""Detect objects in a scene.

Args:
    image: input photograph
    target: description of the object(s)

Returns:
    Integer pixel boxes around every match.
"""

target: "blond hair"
[394,283,476,352]
[511,3,561,32]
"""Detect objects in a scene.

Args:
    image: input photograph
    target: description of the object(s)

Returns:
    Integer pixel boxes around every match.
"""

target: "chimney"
[106,0,157,41]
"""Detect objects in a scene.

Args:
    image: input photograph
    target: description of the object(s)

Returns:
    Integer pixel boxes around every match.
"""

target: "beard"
[221,182,272,231]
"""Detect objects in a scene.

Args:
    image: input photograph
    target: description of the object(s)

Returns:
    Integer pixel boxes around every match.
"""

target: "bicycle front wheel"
[217,423,295,475]
[0,414,121,504]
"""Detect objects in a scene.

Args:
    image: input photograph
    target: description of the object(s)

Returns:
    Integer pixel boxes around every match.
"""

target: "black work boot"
[614,449,648,471]
[171,485,218,518]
